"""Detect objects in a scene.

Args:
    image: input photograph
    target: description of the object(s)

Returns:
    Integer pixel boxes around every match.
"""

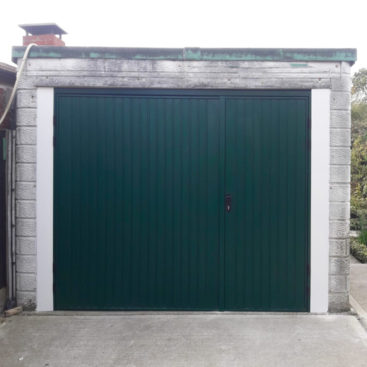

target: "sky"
[0,0,365,73]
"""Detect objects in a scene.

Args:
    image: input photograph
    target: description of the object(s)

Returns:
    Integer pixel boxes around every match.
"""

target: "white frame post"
[36,87,54,311]
[310,89,330,313]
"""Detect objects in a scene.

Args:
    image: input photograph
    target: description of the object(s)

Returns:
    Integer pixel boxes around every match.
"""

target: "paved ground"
[350,254,367,331]
[351,256,367,312]
[1,313,367,367]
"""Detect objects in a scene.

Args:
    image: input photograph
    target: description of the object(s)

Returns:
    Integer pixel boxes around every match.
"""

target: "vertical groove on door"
[244,99,253,307]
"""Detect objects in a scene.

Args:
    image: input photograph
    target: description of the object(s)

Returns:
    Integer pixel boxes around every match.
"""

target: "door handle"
[225,194,232,213]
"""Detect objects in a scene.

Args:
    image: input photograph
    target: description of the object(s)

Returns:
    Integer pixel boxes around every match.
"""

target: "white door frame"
[36,88,54,311]
[36,88,330,312]
[310,89,330,313]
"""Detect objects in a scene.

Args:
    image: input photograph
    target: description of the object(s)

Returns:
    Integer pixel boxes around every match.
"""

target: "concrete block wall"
[15,87,37,308]
[14,57,352,311]
[329,67,351,311]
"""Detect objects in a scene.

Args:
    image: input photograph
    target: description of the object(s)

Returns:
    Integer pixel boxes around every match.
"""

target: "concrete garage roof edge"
[12,46,357,64]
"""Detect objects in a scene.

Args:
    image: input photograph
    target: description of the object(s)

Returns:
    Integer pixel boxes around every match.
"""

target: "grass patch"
[351,238,367,263]
[358,229,367,245]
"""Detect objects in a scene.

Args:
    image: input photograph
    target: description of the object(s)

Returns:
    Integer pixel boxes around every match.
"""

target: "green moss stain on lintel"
[289,51,356,62]
[197,52,276,61]
[88,52,128,59]
[12,47,357,63]
[12,48,63,59]
[134,54,184,60]
[290,63,309,68]
[183,48,201,60]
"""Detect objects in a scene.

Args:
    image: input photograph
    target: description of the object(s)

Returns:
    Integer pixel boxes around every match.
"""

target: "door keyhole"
[225,194,232,213]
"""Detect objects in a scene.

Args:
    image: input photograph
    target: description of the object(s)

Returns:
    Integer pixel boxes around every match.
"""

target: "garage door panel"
[225,97,310,311]
[54,94,222,310]
[54,89,310,311]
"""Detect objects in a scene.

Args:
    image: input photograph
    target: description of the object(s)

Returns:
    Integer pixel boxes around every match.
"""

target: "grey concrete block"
[329,184,350,202]
[16,291,36,310]
[329,275,349,293]
[328,292,350,312]
[17,273,36,291]
[16,145,36,163]
[329,239,348,256]
[330,221,349,239]
[16,255,36,273]
[330,148,350,165]
[16,163,36,182]
[330,202,350,220]
[16,218,36,237]
[16,127,37,145]
[330,91,350,111]
[330,129,350,147]
[329,257,350,275]
[16,108,37,126]
[16,200,36,218]
[330,110,351,128]
[340,61,351,74]
[15,182,36,200]
[16,89,37,108]
[329,202,350,220]
[331,76,352,92]
[330,165,350,183]
[16,237,36,255]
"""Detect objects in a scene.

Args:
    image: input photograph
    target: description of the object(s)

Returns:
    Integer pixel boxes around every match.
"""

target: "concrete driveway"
[351,263,367,311]
[0,313,367,367]
[350,255,367,320]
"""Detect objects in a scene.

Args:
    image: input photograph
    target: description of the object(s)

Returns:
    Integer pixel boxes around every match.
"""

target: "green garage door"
[54,89,310,311]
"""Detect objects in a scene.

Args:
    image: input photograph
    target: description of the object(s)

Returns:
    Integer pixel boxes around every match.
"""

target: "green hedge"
[350,239,367,263]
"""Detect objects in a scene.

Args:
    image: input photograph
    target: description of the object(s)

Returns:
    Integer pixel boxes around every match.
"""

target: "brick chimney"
[19,23,67,46]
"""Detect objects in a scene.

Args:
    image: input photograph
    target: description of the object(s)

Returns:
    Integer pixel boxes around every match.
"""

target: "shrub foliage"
[351,69,367,230]
[351,239,367,263]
